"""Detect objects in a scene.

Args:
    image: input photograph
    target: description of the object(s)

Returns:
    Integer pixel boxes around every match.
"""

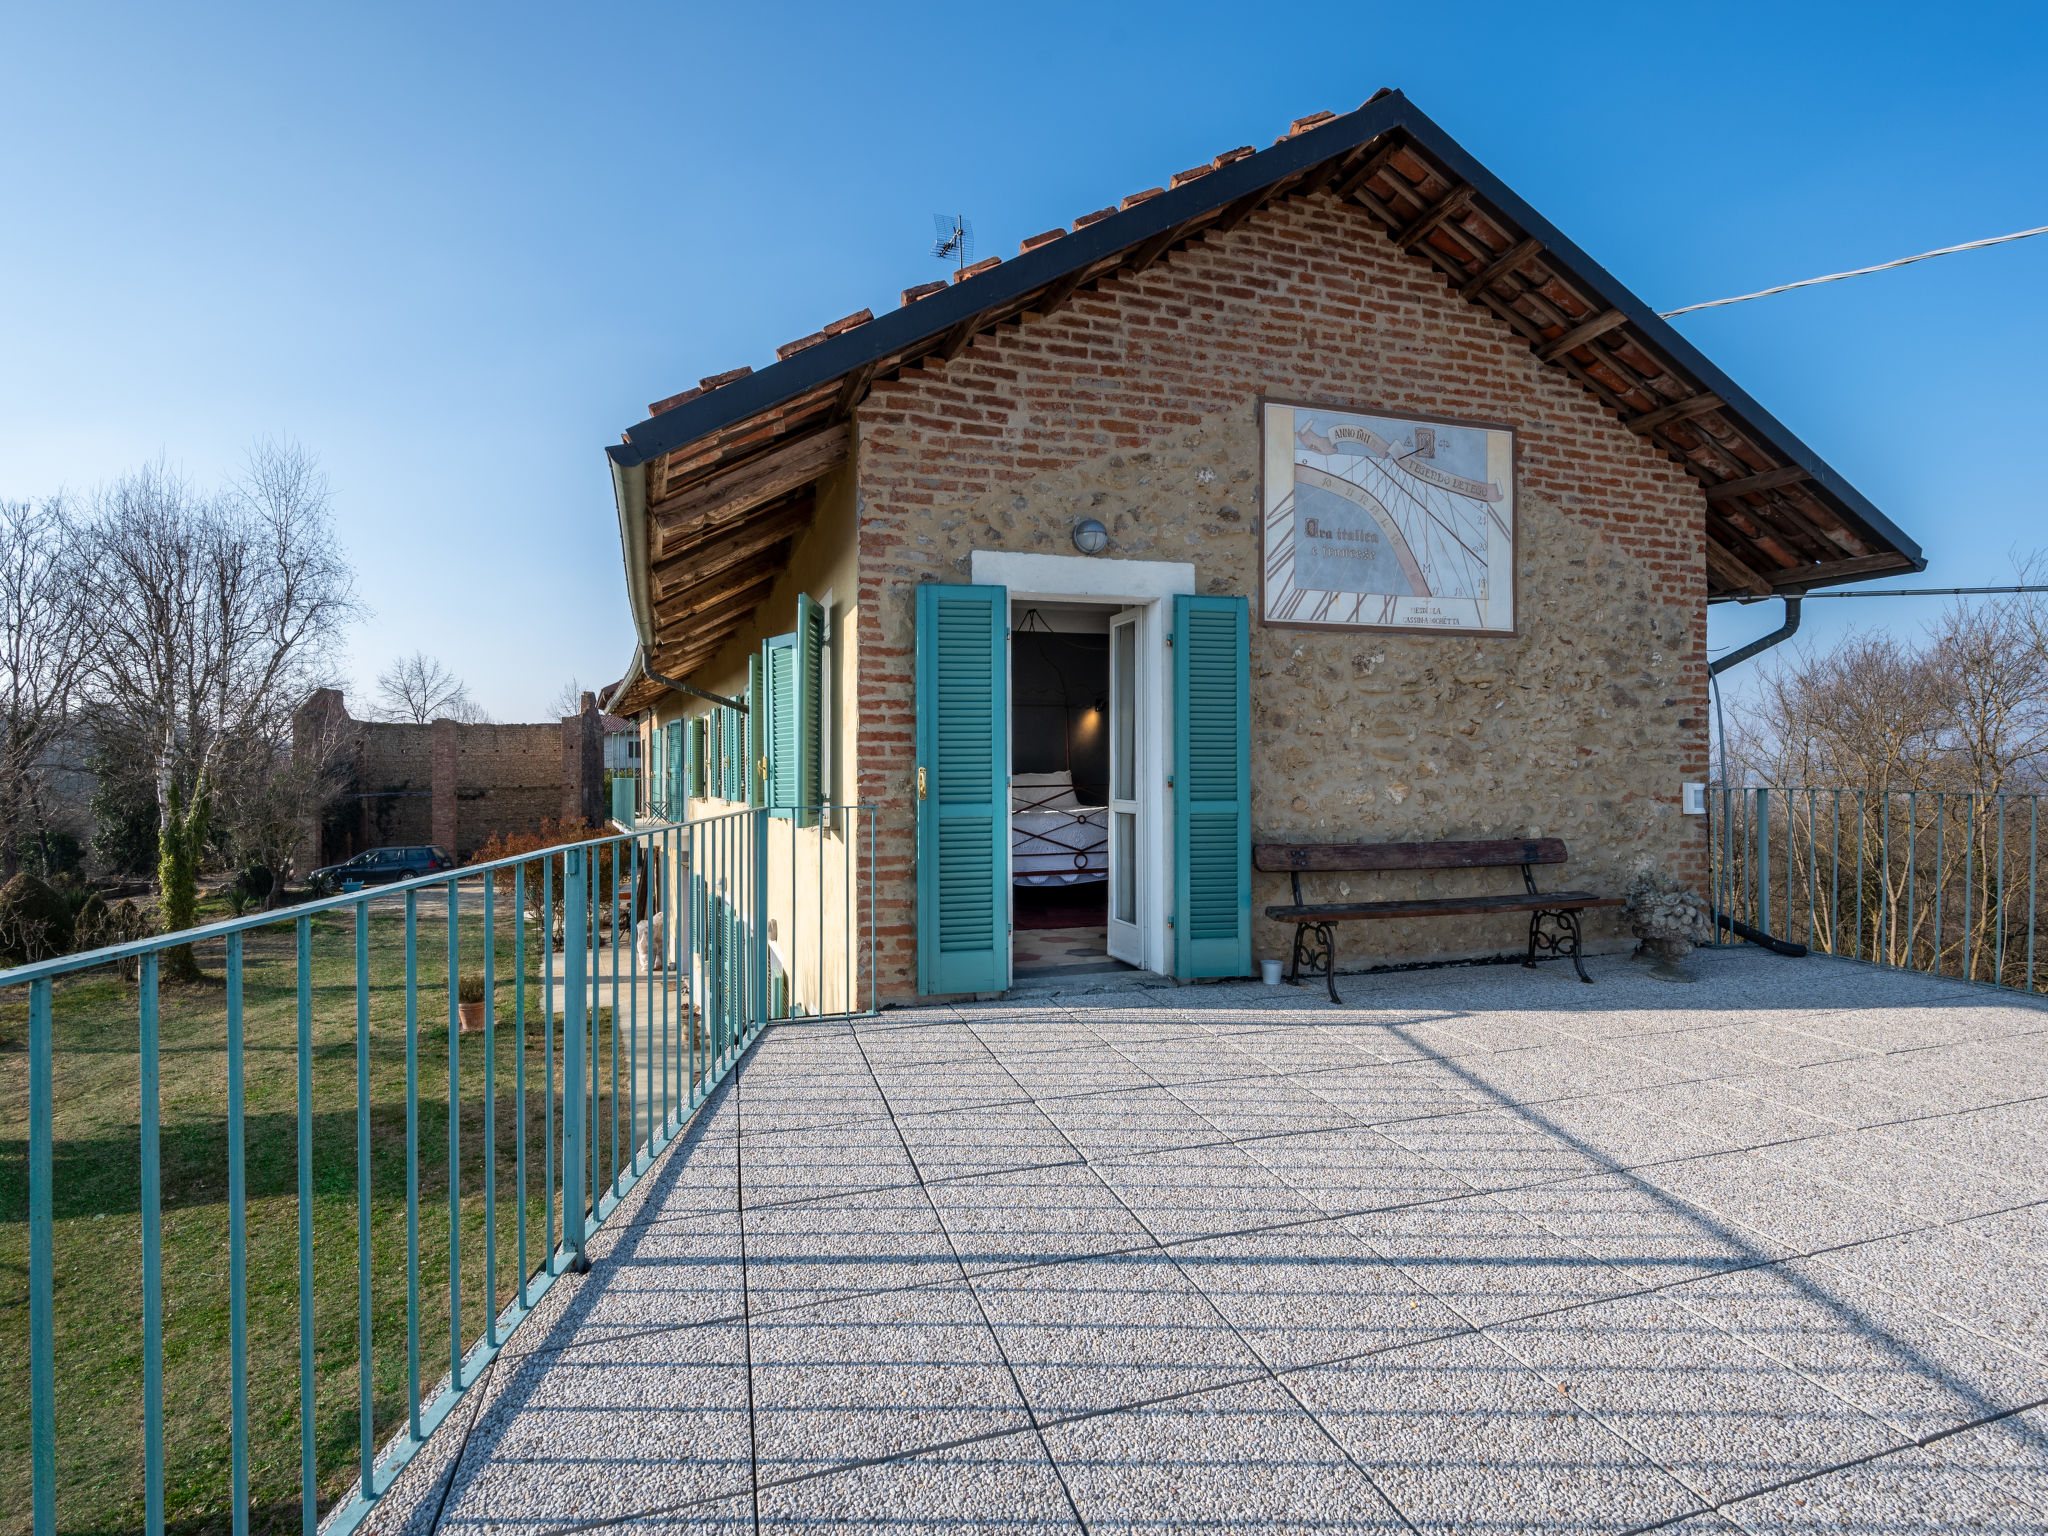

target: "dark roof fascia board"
[607,94,1410,472]
[1383,98,1923,572]
[609,92,1921,577]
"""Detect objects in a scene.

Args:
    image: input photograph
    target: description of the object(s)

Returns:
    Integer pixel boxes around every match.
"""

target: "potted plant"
[457,971,490,1034]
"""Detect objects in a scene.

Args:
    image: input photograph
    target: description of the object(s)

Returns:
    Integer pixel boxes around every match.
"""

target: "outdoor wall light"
[1071,518,1108,554]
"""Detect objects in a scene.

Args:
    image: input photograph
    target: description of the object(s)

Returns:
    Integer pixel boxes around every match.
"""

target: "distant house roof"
[606,89,1923,711]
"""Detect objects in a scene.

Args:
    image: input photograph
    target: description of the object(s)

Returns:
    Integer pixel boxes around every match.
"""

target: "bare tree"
[546,678,589,720]
[0,496,92,877]
[373,650,491,723]
[85,444,359,961]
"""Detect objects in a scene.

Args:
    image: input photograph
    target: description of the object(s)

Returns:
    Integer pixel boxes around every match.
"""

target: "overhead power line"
[1660,223,2048,318]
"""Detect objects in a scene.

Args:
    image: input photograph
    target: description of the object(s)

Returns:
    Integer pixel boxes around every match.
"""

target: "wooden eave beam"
[1395,182,1475,251]
[652,422,850,541]
[1331,138,1406,202]
[1704,538,1774,598]
[654,573,784,647]
[828,361,878,424]
[1629,393,1723,434]
[652,548,791,625]
[1537,307,1628,363]
[1705,464,1812,502]
[654,494,813,583]
[1030,268,1088,318]
[1766,552,1913,588]
[1457,235,1542,300]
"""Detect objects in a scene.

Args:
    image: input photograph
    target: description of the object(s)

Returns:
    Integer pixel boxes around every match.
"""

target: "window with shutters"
[760,593,826,825]
[687,715,706,798]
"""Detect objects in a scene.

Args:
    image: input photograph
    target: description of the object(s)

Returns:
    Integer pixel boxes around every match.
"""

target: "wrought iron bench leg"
[1291,921,1340,1003]
[1526,908,1593,983]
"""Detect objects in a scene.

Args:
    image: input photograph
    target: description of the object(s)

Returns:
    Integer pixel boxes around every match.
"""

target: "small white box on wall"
[1682,783,1706,816]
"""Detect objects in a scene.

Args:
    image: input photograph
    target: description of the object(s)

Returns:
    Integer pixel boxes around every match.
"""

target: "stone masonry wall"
[855,190,1711,1002]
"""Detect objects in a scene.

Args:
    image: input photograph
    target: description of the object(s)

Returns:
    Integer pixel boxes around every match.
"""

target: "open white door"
[1106,607,1143,965]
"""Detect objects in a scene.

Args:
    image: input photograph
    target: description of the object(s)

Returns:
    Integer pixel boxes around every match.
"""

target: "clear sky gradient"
[4,2,2044,720]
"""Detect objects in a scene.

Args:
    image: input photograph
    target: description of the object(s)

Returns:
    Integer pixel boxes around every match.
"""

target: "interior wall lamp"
[1071,518,1108,555]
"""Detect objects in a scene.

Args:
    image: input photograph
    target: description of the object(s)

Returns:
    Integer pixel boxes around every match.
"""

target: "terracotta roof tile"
[1212,146,1255,167]
[1120,187,1165,210]
[698,365,753,391]
[648,387,702,416]
[1019,227,1065,253]
[1072,206,1116,229]
[1168,164,1212,189]
[822,308,873,336]
[775,331,827,361]
[1288,110,1335,136]
[900,280,947,306]
[953,255,1001,282]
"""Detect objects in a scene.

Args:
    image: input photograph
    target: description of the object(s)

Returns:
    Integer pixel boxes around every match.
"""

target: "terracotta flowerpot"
[458,1001,489,1034]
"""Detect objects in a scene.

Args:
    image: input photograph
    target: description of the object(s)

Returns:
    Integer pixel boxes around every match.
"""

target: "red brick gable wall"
[855,189,1710,1001]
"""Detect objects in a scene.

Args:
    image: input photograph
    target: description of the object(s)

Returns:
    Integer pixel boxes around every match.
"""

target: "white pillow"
[1011,770,1081,810]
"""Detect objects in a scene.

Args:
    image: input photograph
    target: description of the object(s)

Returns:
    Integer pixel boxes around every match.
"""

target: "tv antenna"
[932,214,974,277]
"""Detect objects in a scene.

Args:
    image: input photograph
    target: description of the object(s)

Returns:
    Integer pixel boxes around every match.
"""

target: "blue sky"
[4,2,2044,719]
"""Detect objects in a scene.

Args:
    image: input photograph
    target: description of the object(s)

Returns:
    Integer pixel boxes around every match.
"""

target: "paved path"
[371,948,2048,1533]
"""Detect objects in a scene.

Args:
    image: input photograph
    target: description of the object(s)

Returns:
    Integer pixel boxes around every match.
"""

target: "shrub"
[457,970,488,1004]
[0,873,75,964]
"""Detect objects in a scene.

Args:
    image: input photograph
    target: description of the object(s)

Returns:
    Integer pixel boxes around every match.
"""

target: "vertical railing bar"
[1996,795,2008,989]
[515,865,529,1306]
[355,901,375,1498]
[1934,792,1946,976]
[2029,796,2039,995]
[448,876,462,1387]
[1806,788,1820,947]
[868,805,876,1015]
[141,952,164,1536]
[405,889,421,1436]
[564,846,588,1270]
[611,839,620,1191]
[1831,790,1841,956]
[296,919,316,1536]
[628,836,639,1169]
[226,935,248,1536]
[483,875,497,1347]
[1879,793,1890,964]
[29,976,55,1536]
[1907,790,1919,971]
[1963,794,1976,983]
[543,856,555,1270]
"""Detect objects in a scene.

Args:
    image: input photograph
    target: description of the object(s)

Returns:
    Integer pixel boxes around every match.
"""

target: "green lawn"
[0,894,684,1536]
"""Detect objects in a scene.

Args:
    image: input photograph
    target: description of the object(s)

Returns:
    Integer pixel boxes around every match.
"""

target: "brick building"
[600,92,1922,1007]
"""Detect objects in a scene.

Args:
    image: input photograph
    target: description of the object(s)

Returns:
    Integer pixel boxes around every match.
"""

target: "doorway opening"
[1009,603,1133,980]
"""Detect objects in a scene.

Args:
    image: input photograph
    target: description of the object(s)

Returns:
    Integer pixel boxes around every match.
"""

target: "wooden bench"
[1255,838,1620,1002]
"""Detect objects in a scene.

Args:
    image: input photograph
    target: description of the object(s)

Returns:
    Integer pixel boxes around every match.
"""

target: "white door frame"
[971,551,1192,978]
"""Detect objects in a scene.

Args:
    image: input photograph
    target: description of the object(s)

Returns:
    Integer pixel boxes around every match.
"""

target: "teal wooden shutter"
[664,721,684,816]
[687,716,706,797]
[795,593,824,827]
[762,632,798,818]
[649,721,666,817]
[746,656,765,808]
[1172,593,1251,979]
[915,582,1009,995]
[716,707,733,800]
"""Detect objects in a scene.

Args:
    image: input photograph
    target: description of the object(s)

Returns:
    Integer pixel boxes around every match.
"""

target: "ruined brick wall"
[855,189,1711,1001]
[301,695,577,866]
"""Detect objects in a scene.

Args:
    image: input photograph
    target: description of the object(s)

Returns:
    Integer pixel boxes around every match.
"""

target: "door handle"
[917,766,928,800]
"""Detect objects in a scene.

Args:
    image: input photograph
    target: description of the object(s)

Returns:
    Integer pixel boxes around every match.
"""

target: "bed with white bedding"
[1011,770,1107,885]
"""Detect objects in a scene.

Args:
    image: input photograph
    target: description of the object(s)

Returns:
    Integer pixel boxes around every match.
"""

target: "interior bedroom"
[1010,604,1132,981]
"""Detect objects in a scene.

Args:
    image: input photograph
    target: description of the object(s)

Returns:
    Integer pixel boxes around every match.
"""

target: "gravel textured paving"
[365,947,2048,1534]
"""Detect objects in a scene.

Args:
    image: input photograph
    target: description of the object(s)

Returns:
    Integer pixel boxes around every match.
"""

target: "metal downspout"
[1707,595,1809,957]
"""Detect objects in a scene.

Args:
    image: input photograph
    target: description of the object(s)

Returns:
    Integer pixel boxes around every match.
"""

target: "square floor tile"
[744,1186,961,1312]
[970,1252,1265,1416]
[925,1164,1154,1272]
[756,1430,1081,1534]
[1041,1378,1407,1534]
[1293,1331,1705,1533]
[749,1281,1029,1480]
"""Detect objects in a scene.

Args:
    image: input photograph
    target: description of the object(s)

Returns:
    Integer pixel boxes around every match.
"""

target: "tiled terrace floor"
[372,949,2048,1534]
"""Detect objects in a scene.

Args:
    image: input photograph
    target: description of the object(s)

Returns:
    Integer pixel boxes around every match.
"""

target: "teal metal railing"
[1710,786,2045,993]
[7,807,872,1536]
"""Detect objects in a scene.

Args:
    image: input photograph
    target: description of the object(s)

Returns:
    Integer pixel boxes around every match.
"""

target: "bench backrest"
[1253,838,1569,874]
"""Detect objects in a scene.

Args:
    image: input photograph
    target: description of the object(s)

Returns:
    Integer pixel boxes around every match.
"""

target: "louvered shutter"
[687,716,706,798]
[746,657,765,808]
[649,721,666,818]
[717,707,734,801]
[664,721,684,817]
[762,632,798,818]
[1171,593,1251,978]
[795,593,824,828]
[915,582,1009,995]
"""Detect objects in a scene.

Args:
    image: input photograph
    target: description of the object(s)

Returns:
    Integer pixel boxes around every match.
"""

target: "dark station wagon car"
[309,844,456,894]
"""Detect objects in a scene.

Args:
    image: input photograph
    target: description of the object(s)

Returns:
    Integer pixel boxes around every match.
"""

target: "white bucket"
[1260,958,1283,985]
